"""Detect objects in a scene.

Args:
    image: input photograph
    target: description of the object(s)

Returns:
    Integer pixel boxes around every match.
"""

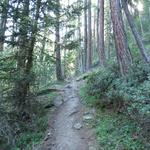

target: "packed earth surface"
[40,80,99,150]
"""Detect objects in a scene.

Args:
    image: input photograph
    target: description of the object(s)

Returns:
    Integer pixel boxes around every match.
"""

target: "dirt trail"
[40,80,99,150]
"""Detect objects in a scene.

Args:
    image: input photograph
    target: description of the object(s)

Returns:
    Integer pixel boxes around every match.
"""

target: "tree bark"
[78,13,83,73]
[14,0,30,111]
[98,0,106,66]
[86,0,92,70]
[97,0,100,60]
[122,0,150,63]
[26,0,41,75]
[14,0,41,112]
[118,1,133,64]
[93,9,96,59]
[84,0,88,72]
[55,0,63,80]
[110,0,131,75]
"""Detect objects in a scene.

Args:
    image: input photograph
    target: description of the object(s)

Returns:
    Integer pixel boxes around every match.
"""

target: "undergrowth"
[80,61,150,149]
[14,93,58,150]
[96,111,145,150]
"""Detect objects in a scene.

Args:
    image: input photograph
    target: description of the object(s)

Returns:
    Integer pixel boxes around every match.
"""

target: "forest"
[0,0,150,149]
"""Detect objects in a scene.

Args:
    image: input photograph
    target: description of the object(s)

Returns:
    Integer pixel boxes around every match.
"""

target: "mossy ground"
[80,87,146,150]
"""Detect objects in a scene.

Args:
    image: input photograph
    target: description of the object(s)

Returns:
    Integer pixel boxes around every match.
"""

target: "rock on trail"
[40,80,99,150]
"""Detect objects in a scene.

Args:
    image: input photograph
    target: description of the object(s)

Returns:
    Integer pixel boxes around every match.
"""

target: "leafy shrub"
[83,65,120,108]
[16,115,48,150]
[82,62,150,143]
[84,62,150,113]
[96,112,145,150]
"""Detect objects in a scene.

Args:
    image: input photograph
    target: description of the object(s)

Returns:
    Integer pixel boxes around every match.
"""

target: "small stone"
[76,77,81,81]
[83,114,94,121]
[65,84,72,88]
[73,122,83,130]
[69,95,75,99]
[44,132,52,141]
[44,136,49,141]
[53,96,63,107]
[47,132,51,136]
[69,109,78,116]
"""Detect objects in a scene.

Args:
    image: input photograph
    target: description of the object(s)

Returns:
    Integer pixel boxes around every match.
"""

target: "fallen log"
[36,88,64,96]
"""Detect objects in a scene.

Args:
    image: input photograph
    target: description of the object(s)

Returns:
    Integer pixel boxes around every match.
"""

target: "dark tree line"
[82,0,149,75]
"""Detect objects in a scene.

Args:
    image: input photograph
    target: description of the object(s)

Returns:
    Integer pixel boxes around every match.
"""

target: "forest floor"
[39,79,99,150]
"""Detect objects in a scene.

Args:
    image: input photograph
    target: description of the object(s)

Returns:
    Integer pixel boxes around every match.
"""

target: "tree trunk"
[86,0,92,70]
[93,8,97,62]
[78,14,83,73]
[118,1,133,64]
[97,0,100,61]
[105,4,111,60]
[122,0,150,63]
[84,0,88,72]
[26,0,41,76]
[110,0,131,75]
[14,0,30,111]
[14,0,41,112]
[98,0,106,66]
[55,0,63,80]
